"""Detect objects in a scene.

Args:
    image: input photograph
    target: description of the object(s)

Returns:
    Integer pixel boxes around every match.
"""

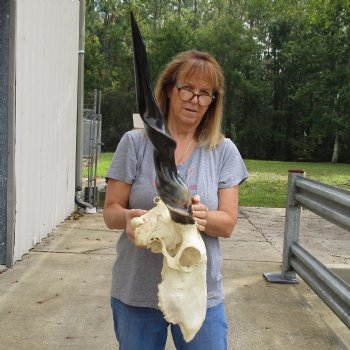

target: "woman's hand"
[191,195,208,232]
[192,187,239,238]
[125,209,147,244]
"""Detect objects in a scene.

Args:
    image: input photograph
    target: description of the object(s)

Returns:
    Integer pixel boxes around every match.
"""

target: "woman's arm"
[192,186,239,238]
[103,179,146,243]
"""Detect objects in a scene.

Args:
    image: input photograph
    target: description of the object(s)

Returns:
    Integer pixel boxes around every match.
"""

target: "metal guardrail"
[264,170,350,328]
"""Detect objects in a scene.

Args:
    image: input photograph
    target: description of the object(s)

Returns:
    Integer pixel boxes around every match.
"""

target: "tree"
[281,0,350,162]
[84,0,350,163]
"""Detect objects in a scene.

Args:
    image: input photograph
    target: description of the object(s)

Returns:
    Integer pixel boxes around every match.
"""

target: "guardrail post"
[263,169,305,284]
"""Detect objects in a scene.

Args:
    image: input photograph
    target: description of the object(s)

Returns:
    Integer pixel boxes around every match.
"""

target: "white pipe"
[75,0,85,192]
[75,0,94,212]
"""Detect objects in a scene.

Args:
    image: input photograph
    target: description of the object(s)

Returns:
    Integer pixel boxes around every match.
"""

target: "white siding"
[13,0,79,262]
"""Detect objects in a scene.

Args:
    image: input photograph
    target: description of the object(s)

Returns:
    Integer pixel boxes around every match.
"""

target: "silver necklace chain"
[177,139,194,165]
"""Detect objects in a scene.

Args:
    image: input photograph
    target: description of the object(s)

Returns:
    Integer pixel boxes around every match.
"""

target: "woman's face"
[167,77,213,131]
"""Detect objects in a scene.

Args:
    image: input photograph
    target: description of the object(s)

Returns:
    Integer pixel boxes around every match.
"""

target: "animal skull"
[131,198,207,342]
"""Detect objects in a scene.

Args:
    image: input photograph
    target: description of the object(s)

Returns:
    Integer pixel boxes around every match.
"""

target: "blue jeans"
[111,297,227,350]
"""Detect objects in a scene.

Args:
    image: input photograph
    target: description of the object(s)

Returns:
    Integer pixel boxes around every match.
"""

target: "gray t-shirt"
[106,129,248,309]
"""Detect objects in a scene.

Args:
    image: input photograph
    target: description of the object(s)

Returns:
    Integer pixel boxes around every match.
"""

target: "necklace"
[177,139,194,165]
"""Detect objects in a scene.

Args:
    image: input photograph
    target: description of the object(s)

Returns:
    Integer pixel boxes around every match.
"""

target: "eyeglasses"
[175,83,215,107]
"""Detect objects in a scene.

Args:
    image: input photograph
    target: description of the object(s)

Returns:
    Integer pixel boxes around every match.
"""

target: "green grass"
[86,154,350,208]
[240,160,350,207]
[83,152,114,178]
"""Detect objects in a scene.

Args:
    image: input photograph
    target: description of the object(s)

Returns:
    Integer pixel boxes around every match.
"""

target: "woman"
[104,50,248,350]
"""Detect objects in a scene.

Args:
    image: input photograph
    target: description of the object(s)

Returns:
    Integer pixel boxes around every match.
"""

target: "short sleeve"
[218,139,249,188]
[106,130,144,184]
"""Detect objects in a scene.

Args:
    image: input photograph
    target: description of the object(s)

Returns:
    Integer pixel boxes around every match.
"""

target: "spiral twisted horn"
[130,12,194,224]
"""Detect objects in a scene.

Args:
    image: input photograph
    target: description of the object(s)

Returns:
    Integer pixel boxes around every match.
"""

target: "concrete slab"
[241,207,350,265]
[0,208,349,350]
[0,251,116,349]
[223,260,350,350]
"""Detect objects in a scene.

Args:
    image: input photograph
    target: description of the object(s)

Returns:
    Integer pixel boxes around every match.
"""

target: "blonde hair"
[155,50,225,148]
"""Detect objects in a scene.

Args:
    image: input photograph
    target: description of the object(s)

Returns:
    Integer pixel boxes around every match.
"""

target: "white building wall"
[13,0,79,261]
